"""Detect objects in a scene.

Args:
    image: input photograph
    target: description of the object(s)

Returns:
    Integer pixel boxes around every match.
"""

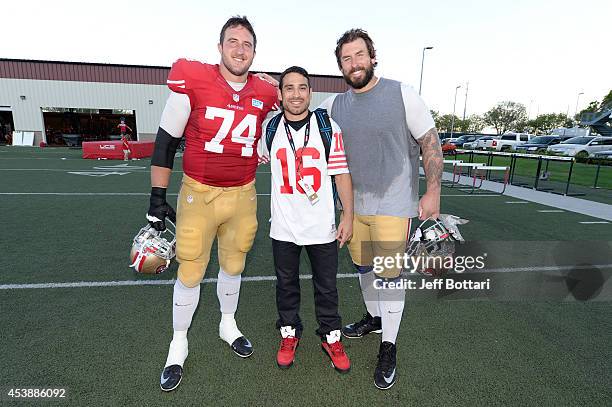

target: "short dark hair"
[334,28,377,69]
[279,66,310,89]
[219,16,257,49]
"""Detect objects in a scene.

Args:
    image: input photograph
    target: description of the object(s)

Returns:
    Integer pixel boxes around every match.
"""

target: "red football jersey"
[167,59,278,187]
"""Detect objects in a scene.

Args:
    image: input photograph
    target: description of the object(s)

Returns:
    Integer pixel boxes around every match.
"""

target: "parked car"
[515,136,564,153]
[450,135,482,148]
[490,132,534,151]
[442,143,457,155]
[592,150,612,160]
[475,135,497,150]
[546,136,612,158]
[439,137,457,155]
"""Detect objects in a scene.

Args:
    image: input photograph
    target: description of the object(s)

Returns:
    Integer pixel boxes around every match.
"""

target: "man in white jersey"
[258,66,354,373]
[320,29,444,389]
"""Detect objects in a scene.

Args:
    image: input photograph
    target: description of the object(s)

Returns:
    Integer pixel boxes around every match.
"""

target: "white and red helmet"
[129,221,176,274]
[406,214,468,276]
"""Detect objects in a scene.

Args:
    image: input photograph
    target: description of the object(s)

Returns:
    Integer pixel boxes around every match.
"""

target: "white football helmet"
[129,221,176,274]
[406,214,468,276]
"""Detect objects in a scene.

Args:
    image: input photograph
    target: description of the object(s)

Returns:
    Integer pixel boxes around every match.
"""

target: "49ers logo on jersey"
[203,106,257,157]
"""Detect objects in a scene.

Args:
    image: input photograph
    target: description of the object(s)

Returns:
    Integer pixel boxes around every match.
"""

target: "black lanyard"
[283,118,310,176]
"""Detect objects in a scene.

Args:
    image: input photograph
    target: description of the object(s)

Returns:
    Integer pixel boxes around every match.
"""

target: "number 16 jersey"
[167,58,278,187]
[259,113,349,245]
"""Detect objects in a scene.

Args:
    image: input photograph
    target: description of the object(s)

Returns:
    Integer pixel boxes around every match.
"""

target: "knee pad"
[219,256,246,277]
[177,262,206,288]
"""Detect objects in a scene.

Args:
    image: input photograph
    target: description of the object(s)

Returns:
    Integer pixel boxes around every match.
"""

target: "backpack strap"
[265,112,284,152]
[312,108,343,209]
[313,108,333,161]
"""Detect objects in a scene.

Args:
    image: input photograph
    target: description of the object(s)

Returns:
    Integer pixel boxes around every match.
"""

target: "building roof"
[0,58,348,93]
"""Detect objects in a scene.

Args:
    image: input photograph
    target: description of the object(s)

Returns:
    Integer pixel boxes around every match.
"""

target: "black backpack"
[264,108,342,208]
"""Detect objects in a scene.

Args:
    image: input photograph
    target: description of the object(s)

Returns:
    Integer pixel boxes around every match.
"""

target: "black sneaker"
[342,312,382,338]
[160,364,183,392]
[374,341,397,390]
[231,336,254,358]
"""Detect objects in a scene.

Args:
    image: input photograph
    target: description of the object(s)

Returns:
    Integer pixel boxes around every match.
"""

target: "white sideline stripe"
[439,194,498,197]
[0,274,356,290]
[537,210,565,213]
[3,264,611,290]
[579,221,610,224]
[505,201,529,204]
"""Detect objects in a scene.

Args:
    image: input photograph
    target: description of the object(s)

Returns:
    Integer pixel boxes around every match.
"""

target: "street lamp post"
[450,85,461,138]
[574,92,584,120]
[418,46,433,95]
[462,81,469,121]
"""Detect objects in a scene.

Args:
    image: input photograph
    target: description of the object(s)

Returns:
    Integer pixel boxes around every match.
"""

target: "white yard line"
[3,264,611,290]
[537,210,565,213]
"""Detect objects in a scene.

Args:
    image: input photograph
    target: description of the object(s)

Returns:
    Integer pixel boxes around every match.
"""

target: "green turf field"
[1,146,611,406]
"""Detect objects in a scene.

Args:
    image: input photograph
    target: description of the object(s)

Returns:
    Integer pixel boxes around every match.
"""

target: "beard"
[342,63,375,89]
[221,53,252,77]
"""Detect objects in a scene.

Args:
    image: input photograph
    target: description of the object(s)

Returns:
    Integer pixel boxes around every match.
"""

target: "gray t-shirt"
[320,78,435,218]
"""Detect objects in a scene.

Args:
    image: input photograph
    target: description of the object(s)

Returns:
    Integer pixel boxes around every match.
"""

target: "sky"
[3,0,611,117]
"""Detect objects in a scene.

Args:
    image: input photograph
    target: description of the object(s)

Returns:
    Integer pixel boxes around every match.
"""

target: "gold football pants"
[348,214,411,279]
[175,175,258,287]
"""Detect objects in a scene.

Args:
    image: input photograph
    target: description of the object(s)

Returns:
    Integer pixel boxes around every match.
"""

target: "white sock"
[280,326,296,338]
[219,313,243,344]
[173,279,200,331]
[165,280,199,367]
[325,330,341,344]
[379,284,406,344]
[165,330,188,367]
[359,271,381,317]
[217,268,241,314]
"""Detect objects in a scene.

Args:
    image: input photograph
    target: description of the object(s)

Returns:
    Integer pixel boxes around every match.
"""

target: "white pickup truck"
[490,133,534,151]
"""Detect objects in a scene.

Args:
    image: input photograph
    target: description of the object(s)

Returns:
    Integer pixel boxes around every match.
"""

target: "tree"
[430,110,439,123]
[467,115,486,132]
[527,113,568,133]
[457,114,486,133]
[483,101,527,135]
[601,90,612,109]
[435,114,459,133]
[577,100,600,120]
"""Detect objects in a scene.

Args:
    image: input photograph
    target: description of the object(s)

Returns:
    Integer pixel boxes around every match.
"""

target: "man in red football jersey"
[117,117,133,160]
[145,15,278,392]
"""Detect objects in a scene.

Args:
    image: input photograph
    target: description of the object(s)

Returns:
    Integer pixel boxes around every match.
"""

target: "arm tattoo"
[417,128,443,191]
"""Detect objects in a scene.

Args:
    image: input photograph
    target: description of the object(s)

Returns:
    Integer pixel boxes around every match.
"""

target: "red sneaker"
[277,336,299,369]
[322,336,351,373]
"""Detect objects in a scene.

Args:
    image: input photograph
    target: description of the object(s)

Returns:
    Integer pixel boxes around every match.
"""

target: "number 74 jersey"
[167,59,279,187]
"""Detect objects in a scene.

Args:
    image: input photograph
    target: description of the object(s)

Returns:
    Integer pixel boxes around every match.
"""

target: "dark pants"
[272,239,341,338]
